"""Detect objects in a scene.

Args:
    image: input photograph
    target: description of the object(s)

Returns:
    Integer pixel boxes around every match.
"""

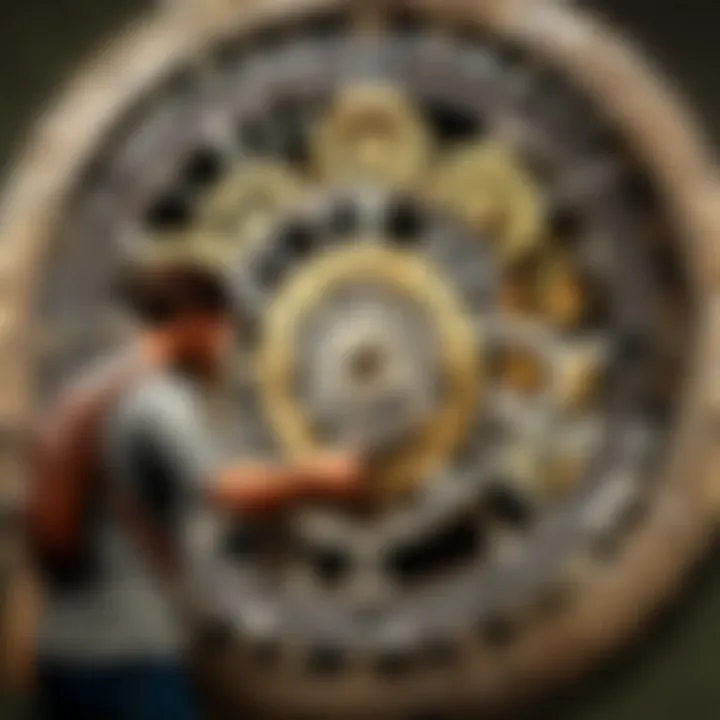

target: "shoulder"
[63,352,134,396]
[36,353,134,437]
[112,372,203,437]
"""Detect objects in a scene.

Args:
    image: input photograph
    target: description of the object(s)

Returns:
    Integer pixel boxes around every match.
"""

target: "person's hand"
[300,451,366,501]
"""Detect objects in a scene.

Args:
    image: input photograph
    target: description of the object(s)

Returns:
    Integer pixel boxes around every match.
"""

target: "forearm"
[207,463,310,516]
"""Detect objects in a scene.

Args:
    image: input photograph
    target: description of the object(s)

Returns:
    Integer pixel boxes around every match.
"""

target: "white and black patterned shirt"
[37,365,220,662]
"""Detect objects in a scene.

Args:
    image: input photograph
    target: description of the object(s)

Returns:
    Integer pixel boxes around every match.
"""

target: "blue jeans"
[34,659,198,720]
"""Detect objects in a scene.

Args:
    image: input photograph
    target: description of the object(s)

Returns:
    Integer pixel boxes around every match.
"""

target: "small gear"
[430,141,545,261]
[537,254,596,330]
[196,162,306,258]
[313,84,433,188]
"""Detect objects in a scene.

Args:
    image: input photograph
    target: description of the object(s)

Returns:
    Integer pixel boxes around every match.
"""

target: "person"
[26,256,364,719]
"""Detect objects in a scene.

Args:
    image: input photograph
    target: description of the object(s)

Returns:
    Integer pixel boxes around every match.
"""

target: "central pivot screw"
[348,343,388,387]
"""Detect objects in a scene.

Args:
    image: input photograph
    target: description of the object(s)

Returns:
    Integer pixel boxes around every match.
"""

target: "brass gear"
[124,229,229,274]
[196,161,306,258]
[312,84,433,189]
[430,141,545,262]
[537,252,596,330]
[497,345,547,397]
[553,339,607,411]
[498,250,596,332]
[257,243,480,498]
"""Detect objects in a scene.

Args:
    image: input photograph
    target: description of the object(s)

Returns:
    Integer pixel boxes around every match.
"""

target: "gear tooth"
[195,162,306,258]
[553,340,607,412]
[430,141,544,262]
[536,254,595,330]
[313,84,433,188]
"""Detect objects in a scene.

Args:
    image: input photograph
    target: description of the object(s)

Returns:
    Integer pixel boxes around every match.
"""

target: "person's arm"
[208,452,362,516]
[113,378,363,526]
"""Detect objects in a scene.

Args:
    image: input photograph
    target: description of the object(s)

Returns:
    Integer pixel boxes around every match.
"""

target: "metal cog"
[312,84,433,189]
[536,252,598,331]
[196,161,307,259]
[430,141,546,262]
[257,243,481,499]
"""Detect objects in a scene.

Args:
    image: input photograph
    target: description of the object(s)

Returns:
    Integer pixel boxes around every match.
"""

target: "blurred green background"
[0,1,718,718]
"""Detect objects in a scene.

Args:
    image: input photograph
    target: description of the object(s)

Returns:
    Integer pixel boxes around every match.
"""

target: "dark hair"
[118,262,233,327]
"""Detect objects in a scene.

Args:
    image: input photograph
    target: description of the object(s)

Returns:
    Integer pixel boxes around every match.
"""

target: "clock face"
[3,1,718,716]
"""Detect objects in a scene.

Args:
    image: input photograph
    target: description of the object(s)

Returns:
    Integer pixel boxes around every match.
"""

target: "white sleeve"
[107,375,220,533]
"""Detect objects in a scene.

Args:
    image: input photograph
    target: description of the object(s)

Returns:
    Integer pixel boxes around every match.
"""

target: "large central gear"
[259,242,481,497]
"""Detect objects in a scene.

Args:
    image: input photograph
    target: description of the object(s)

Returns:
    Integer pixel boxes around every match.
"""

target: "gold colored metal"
[554,341,606,410]
[499,346,547,396]
[196,161,306,258]
[542,420,601,499]
[542,446,586,499]
[258,243,480,496]
[497,251,593,333]
[499,264,539,316]
[124,229,234,279]
[537,254,589,329]
[497,442,542,497]
[313,84,433,189]
[430,141,545,261]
